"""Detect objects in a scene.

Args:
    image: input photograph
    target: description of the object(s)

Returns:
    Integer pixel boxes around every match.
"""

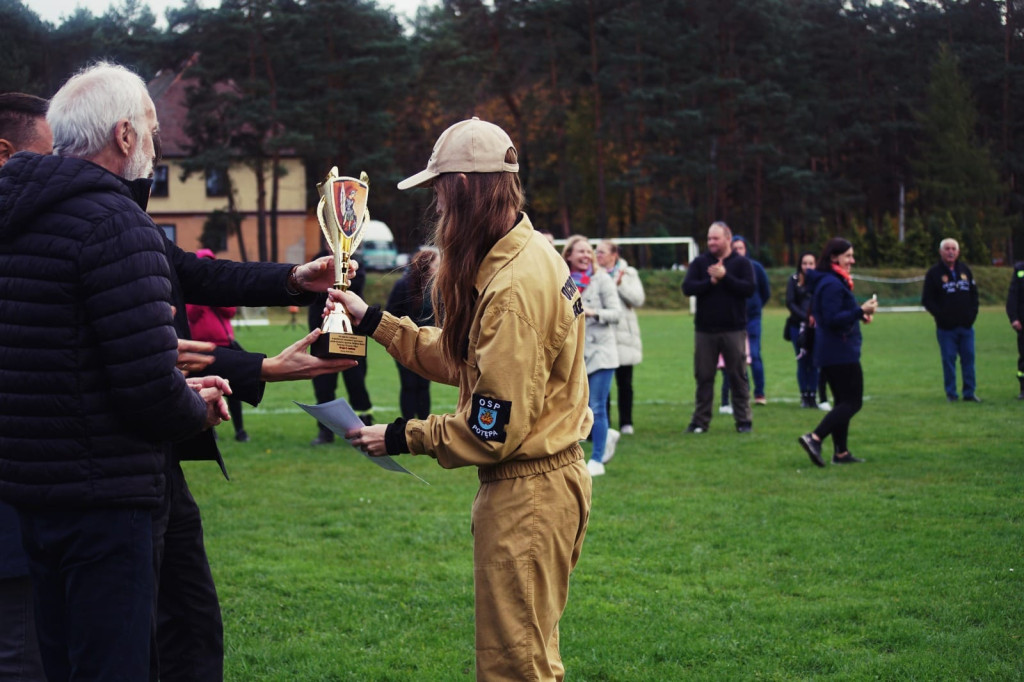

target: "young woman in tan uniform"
[333,118,593,681]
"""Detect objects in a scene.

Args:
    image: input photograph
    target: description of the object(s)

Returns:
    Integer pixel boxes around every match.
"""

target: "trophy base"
[311,331,367,359]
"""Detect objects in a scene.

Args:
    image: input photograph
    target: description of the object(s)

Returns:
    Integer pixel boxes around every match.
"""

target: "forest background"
[2,0,1024,269]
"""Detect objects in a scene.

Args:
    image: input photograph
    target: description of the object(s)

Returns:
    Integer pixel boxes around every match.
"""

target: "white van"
[360,220,398,271]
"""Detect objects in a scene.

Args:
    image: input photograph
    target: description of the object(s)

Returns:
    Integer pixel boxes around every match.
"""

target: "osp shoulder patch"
[469,394,511,443]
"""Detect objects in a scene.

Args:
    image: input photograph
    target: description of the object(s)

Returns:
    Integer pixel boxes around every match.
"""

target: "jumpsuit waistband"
[477,443,585,483]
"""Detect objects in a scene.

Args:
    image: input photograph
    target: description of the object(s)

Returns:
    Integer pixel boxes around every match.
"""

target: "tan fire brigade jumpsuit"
[370,214,593,681]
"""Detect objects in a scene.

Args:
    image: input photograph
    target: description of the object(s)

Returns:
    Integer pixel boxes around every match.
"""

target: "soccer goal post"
[552,236,699,312]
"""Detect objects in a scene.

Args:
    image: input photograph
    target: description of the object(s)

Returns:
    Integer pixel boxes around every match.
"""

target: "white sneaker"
[817,401,831,411]
[620,424,634,435]
[587,459,605,477]
[602,429,620,464]
[719,404,733,415]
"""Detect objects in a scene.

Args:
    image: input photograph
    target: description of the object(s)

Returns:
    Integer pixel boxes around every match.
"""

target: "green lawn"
[191,307,1023,681]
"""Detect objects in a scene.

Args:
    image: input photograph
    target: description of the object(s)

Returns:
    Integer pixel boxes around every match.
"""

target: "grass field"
[192,307,1023,681]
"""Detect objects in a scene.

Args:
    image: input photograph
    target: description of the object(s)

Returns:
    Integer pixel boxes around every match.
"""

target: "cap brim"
[397,169,438,191]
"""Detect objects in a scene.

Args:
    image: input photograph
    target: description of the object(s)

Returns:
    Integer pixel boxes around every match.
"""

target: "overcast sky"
[22,0,434,28]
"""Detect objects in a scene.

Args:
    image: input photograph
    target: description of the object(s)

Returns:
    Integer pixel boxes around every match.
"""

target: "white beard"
[123,141,153,181]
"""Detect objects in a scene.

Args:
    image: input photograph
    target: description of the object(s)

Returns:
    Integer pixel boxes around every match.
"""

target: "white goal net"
[851,273,926,312]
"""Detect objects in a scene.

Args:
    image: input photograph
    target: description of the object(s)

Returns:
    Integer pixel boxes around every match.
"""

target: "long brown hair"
[429,148,524,369]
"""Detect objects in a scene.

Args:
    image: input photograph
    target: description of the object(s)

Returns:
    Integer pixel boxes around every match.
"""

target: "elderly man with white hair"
[922,237,981,402]
[0,63,232,681]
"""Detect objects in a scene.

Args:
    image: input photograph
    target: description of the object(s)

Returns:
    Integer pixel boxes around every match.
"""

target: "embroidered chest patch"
[469,394,511,443]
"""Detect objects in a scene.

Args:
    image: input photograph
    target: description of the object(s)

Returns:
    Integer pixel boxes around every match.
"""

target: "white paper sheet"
[295,399,429,485]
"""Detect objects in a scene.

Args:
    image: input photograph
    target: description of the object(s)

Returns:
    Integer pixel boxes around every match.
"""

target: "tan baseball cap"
[397,117,519,190]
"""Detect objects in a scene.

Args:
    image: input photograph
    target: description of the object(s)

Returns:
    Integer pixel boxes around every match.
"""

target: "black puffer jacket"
[0,153,208,509]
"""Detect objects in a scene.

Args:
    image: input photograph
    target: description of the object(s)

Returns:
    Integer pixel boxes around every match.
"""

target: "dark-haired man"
[0,92,52,163]
[0,91,51,682]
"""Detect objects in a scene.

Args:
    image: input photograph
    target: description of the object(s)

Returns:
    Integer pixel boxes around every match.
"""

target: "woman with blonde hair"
[333,118,592,681]
[564,235,622,476]
[595,238,644,434]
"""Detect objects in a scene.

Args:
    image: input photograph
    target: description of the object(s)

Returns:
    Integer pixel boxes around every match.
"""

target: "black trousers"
[813,362,863,455]
[396,362,431,419]
[313,355,372,427]
[0,575,45,681]
[155,461,223,682]
[19,507,154,682]
[1017,329,1024,377]
[614,365,634,428]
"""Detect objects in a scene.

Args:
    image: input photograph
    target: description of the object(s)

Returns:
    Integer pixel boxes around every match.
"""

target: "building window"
[151,165,169,197]
[205,167,229,197]
[158,224,176,243]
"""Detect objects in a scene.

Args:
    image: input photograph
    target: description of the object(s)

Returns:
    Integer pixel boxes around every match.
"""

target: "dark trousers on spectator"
[614,365,634,428]
[314,355,372,413]
[18,507,154,682]
[813,362,863,454]
[396,362,431,419]
[0,575,45,681]
[747,317,765,397]
[692,330,750,429]
[156,461,223,682]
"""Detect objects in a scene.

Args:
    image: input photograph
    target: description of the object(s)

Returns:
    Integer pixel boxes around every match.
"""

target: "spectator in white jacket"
[564,235,621,477]
[595,239,644,435]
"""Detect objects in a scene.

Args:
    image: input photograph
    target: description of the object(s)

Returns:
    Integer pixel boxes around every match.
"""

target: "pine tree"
[912,44,1005,264]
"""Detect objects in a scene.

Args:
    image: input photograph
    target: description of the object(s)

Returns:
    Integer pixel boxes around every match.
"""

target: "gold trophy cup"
[310,167,370,359]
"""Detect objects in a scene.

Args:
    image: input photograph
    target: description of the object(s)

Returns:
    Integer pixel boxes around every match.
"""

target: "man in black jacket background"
[921,238,981,402]
[682,221,756,433]
[1007,260,1024,399]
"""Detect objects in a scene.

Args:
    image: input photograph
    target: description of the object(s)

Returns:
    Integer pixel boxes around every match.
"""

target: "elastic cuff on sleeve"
[355,304,383,336]
[385,418,410,455]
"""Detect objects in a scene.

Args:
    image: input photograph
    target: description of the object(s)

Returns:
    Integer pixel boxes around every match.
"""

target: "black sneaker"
[736,422,752,433]
[686,423,706,434]
[235,430,250,443]
[832,452,864,464]
[962,395,982,403]
[798,433,824,468]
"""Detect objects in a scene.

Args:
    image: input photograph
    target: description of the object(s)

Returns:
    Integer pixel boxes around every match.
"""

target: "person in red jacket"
[187,248,249,442]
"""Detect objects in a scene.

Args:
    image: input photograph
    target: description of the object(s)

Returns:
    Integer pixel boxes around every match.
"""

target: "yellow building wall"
[148,158,307,214]
[149,157,315,264]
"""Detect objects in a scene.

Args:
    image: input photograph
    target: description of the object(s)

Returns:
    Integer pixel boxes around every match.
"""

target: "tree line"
[2,0,1022,267]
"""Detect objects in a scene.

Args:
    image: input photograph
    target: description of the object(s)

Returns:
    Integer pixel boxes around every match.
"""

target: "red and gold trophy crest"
[310,167,370,359]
